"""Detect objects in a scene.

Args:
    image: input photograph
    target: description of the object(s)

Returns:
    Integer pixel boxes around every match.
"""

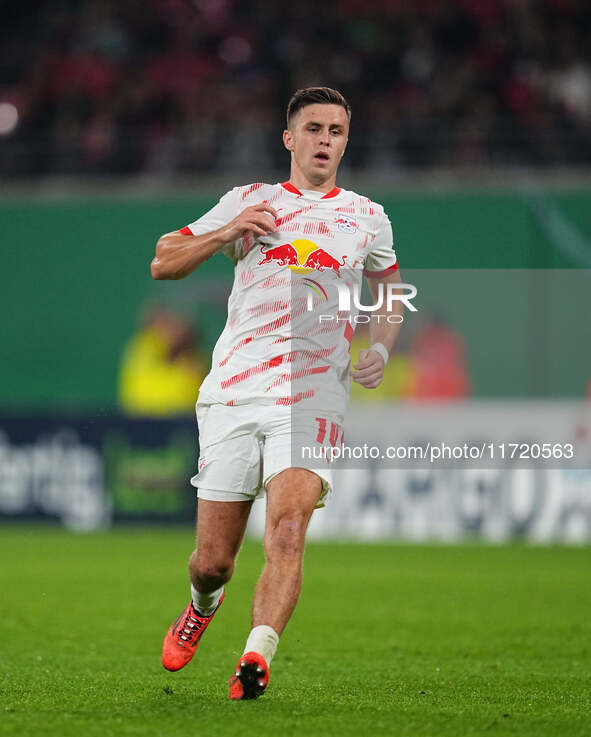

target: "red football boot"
[161,591,225,672]
[228,651,269,700]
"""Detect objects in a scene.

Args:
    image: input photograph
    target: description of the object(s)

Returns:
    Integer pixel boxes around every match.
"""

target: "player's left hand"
[351,349,385,389]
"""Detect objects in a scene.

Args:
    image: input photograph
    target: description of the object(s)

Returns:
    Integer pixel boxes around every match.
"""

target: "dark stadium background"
[1,2,590,735]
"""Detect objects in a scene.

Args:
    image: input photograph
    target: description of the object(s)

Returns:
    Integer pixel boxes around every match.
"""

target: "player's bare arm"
[151,203,278,280]
[351,269,404,389]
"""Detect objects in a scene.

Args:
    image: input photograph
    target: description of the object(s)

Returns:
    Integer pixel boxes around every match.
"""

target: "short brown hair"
[286,87,351,127]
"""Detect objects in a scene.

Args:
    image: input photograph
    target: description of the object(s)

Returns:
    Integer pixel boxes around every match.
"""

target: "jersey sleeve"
[363,210,398,278]
[180,188,240,261]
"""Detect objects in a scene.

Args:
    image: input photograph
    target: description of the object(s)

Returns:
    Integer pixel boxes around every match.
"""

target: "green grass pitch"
[1,525,589,737]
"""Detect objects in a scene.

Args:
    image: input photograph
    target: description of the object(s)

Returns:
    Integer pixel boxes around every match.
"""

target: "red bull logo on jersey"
[258,242,298,266]
[334,216,359,234]
[258,239,347,277]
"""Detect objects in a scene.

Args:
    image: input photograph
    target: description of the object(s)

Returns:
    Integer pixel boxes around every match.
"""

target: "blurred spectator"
[2,0,591,177]
[404,311,472,399]
[118,302,208,416]
[349,311,471,401]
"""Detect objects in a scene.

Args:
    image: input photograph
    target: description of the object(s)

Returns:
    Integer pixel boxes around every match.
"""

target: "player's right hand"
[220,203,278,242]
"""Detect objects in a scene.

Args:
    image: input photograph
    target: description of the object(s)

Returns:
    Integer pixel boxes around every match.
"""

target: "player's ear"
[283,129,294,152]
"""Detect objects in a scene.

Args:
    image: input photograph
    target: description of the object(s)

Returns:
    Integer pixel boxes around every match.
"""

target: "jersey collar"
[280,181,341,199]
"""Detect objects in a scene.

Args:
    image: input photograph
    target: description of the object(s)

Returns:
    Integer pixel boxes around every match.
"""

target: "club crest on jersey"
[198,457,207,471]
[334,216,358,234]
[258,238,347,277]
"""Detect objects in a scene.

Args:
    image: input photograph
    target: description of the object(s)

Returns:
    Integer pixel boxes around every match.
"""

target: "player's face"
[283,104,349,186]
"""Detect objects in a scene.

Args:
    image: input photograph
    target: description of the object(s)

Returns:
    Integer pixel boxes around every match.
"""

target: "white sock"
[191,583,224,617]
[243,625,279,666]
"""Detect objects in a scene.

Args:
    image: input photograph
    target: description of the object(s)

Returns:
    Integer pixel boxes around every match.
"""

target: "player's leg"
[253,468,321,633]
[189,496,253,613]
[163,495,252,672]
[229,468,322,699]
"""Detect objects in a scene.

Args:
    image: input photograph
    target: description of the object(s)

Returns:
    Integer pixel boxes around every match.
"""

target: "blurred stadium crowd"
[2,0,591,177]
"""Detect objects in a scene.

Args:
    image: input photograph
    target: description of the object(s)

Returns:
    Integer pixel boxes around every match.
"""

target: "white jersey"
[181,182,398,419]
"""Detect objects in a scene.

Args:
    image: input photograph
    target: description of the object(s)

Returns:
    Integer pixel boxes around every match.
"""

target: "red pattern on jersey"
[241,268,255,286]
[306,316,347,337]
[256,311,292,334]
[263,346,337,391]
[262,274,291,288]
[228,308,241,328]
[276,209,303,227]
[275,203,319,228]
[275,389,315,405]
[241,183,264,200]
[179,226,193,235]
[264,364,330,391]
[358,197,378,217]
[242,231,255,256]
[311,321,342,337]
[219,309,297,367]
[219,336,253,367]
[281,346,337,367]
[223,343,334,386]
[290,295,313,319]
[221,355,284,389]
[357,233,369,251]
[263,190,283,206]
[278,221,302,233]
[303,221,334,238]
[248,300,290,317]
[344,321,354,346]
[363,263,398,278]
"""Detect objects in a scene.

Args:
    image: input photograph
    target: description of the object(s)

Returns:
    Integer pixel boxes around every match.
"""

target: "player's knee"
[266,514,307,558]
[190,554,234,588]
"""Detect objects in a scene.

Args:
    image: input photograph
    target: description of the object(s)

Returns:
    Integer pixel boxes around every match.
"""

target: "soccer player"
[152,87,403,699]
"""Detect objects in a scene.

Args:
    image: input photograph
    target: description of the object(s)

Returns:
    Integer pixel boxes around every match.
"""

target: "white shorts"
[191,403,343,508]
